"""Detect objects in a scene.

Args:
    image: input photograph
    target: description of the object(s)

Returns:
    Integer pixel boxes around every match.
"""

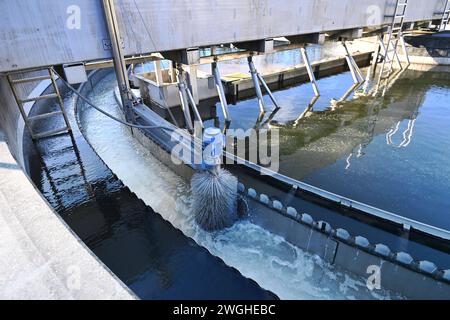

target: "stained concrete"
[0,131,136,300]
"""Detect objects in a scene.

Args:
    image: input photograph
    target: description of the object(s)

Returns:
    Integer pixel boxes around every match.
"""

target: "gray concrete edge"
[0,75,137,300]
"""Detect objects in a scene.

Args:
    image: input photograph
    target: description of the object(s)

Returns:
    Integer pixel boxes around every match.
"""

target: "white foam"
[79,73,400,300]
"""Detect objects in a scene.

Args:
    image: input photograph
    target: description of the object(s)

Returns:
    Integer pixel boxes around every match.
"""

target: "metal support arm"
[176,68,194,132]
[176,65,204,131]
[300,47,320,96]
[342,41,364,84]
[212,62,231,122]
[247,55,281,113]
[247,56,266,113]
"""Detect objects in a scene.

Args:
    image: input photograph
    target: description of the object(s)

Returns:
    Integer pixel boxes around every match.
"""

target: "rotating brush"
[191,127,238,231]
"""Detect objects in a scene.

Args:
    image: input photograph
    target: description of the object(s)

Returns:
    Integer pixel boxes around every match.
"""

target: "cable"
[53,68,174,132]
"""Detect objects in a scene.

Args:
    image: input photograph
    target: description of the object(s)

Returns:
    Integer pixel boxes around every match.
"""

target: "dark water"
[24,89,274,300]
[209,70,450,231]
[298,74,450,230]
[22,62,450,298]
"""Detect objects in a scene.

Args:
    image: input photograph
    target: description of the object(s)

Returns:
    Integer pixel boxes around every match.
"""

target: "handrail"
[224,152,450,242]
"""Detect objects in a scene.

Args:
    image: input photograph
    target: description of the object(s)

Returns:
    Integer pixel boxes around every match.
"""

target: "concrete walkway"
[0,130,136,300]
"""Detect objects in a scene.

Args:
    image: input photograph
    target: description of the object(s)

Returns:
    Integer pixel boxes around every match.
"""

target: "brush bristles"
[191,169,238,231]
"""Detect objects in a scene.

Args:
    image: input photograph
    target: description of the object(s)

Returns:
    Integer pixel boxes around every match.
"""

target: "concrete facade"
[0,0,447,72]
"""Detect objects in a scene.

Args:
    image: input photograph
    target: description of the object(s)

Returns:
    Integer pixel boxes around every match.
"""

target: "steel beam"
[342,42,365,84]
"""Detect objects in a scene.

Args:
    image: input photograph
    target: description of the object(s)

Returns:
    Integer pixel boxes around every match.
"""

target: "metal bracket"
[212,62,231,122]
[102,38,125,50]
[247,56,266,113]
[176,66,204,131]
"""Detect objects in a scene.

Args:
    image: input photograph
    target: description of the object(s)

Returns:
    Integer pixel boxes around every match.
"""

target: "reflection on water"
[80,71,399,300]
[210,69,450,231]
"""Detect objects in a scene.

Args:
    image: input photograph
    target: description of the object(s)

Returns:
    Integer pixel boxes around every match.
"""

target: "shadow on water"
[21,64,450,298]
[23,88,275,300]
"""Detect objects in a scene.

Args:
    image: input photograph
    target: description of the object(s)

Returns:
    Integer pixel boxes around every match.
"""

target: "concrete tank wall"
[399,32,450,72]
[0,74,136,300]
[245,188,450,299]
[0,74,35,165]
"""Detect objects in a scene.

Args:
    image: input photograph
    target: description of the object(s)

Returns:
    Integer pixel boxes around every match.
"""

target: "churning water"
[79,71,400,300]
[209,69,450,231]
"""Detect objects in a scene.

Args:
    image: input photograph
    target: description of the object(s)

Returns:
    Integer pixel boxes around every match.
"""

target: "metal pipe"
[300,47,320,96]
[185,84,204,128]
[102,0,133,119]
[176,70,194,132]
[257,73,280,109]
[247,56,266,113]
[212,62,231,121]
[187,64,200,104]
[372,37,383,77]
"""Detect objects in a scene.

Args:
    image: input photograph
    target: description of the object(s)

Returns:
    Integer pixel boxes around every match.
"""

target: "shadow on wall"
[405,31,450,57]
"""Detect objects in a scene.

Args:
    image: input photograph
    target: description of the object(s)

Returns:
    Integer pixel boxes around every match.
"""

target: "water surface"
[79,71,400,300]
[210,70,450,231]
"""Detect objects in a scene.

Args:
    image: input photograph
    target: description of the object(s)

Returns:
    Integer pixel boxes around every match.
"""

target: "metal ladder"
[7,67,72,140]
[376,0,409,89]
[439,0,450,31]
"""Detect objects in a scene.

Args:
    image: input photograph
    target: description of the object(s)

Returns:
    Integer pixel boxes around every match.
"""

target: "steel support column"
[342,41,364,84]
[212,62,231,122]
[300,47,320,96]
[247,56,266,113]
[102,0,133,119]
